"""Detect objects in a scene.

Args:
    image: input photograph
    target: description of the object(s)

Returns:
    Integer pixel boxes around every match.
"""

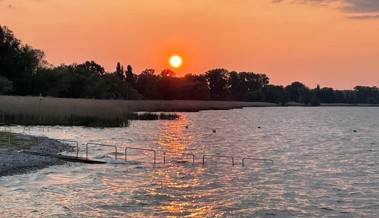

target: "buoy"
[185,125,189,129]
[258,126,261,129]
[353,130,357,132]
[212,129,216,133]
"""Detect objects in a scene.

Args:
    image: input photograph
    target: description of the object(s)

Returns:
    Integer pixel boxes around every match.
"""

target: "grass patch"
[0,131,37,150]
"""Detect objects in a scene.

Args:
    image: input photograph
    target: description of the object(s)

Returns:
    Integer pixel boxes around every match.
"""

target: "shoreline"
[0,133,75,177]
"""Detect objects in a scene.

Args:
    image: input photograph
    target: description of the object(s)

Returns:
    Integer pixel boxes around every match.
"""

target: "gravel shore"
[0,134,75,177]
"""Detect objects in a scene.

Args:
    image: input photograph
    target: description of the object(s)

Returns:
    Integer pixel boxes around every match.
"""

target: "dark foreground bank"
[0,134,75,177]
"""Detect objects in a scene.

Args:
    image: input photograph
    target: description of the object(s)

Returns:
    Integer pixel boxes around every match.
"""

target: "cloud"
[7,4,16,9]
[346,14,379,19]
[340,0,379,13]
[273,0,379,19]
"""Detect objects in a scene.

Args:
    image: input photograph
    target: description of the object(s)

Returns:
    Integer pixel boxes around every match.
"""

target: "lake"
[1,107,378,217]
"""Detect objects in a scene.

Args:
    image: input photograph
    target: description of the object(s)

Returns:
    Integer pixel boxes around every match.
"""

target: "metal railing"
[242,158,274,167]
[86,143,118,160]
[125,147,156,164]
[202,155,235,166]
[163,151,195,164]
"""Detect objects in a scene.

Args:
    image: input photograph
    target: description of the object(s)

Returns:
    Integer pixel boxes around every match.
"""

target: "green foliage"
[0,76,12,94]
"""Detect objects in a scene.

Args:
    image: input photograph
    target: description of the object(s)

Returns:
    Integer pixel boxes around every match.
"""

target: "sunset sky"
[1,0,378,89]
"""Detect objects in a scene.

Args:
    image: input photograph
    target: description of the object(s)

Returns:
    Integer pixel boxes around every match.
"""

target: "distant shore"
[0,95,378,119]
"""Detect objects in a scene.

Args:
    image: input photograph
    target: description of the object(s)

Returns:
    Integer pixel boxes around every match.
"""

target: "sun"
[169,55,182,68]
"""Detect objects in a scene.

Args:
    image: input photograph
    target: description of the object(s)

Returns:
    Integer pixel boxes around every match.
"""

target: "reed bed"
[0,112,127,127]
[0,95,275,119]
[126,112,179,120]
[0,111,179,127]
[0,95,274,126]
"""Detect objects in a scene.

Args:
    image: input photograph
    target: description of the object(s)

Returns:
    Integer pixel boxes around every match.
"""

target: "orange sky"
[1,0,378,89]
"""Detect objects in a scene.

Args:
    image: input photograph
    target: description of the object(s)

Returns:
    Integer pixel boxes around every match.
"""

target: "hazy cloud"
[340,0,379,13]
[273,0,379,19]
[346,14,379,19]
[7,4,16,9]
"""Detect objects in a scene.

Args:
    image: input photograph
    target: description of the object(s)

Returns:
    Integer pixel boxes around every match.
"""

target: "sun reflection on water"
[147,116,221,217]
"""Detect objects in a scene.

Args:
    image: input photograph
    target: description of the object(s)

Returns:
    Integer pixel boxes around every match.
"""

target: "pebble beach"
[0,134,75,177]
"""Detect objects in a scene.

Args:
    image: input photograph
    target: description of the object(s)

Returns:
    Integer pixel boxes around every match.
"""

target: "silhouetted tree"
[245,90,265,102]
[354,86,379,103]
[262,85,289,105]
[205,68,229,100]
[285,82,306,102]
[181,74,210,100]
[77,60,105,75]
[125,65,135,86]
[0,25,46,95]
[115,62,124,80]
[135,69,161,99]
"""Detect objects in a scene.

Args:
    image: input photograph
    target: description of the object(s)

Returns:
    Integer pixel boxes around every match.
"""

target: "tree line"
[1,25,378,105]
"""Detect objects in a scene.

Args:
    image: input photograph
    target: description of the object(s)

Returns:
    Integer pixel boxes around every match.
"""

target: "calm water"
[1,107,378,217]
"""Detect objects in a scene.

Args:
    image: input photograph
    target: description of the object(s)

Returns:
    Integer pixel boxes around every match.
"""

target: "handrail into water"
[124,147,156,164]
[86,143,118,160]
[202,155,234,166]
[242,158,274,167]
[58,140,80,158]
[163,151,195,164]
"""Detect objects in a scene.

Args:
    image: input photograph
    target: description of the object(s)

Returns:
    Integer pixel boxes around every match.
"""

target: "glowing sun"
[169,55,182,68]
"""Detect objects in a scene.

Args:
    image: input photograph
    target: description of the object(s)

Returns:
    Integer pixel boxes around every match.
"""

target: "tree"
[354,86,379,103]
[299,87,313,104]
[319,87,336,103]
[245,90,265,102]
[205,68,229,100]
[228,71,244,101]
[159,69,179,100]
[0,25,46,95]
[285,81,306,102]
[160,69,176,78]
[181,74,210,100]
[135,69,161,99]
[77,61,105,75]
[115,62,124,80]
[125,65,135,86]
[262,85,289,105]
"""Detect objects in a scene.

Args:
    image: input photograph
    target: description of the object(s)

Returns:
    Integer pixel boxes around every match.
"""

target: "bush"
[310,98,321,106]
